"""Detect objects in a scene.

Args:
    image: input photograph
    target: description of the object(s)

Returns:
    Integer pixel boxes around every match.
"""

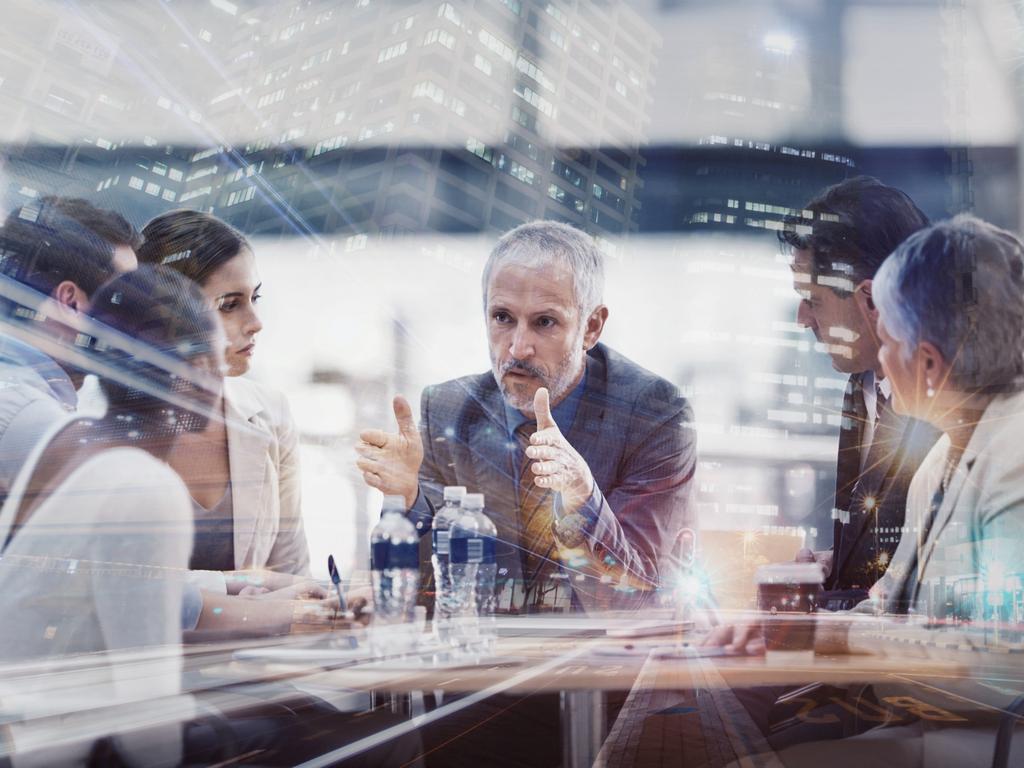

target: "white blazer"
[876,388,1024,618]
[224,377,310,576]
[0,438,194,766]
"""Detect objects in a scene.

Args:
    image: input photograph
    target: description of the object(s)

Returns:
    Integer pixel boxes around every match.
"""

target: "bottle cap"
[443,486,467,502]
[381,495,407,514]
[463,493,485,510]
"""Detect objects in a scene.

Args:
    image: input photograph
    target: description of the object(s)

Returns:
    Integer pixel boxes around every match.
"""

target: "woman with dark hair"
[137,210,313,596]
[0,265,222,765]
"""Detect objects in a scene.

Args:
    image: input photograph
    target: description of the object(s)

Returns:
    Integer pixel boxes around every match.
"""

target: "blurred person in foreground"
[1,203,340,637]
[711,216,1024,767]
[356,219,697,614]
[781,176,939,606]
[0,266,397,767]
[0,197,139,499]
[0,265,221,766]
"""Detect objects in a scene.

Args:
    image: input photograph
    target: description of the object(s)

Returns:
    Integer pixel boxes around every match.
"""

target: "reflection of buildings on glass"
[1,0,658,236]
[636,7,855,543]
[0,0,243,217]
[173,0,658,238]
[643,1,852,234]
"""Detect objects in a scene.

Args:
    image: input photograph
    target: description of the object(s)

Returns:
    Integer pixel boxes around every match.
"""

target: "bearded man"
[356,220,696,613]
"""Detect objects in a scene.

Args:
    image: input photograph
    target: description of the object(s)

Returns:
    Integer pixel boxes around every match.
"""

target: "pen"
[327,554,348,614]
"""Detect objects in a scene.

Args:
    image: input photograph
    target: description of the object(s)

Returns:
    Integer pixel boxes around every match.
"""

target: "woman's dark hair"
[779,176,930,294]
[137,209,250,285]
[88,265,222,434]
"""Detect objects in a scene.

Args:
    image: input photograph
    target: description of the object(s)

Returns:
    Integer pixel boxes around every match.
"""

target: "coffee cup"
[755,562,823,663]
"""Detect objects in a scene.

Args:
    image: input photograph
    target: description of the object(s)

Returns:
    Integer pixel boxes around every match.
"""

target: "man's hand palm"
[356,395,423,507]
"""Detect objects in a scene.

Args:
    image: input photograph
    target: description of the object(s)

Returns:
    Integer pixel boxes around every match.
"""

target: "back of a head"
[88,265,222,432]
[137,209,249,286]
[482,219,605,314]
[0,199,118,298]
[38,196,142,253]
[779,176,930,292]
[875,214,1024,393]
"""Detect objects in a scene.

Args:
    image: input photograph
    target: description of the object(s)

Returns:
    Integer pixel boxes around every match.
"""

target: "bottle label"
[372,540,419,570]
[451,536,496,564]
[371,540,389,570]
[390,541,419,569]
[432,530,450,555]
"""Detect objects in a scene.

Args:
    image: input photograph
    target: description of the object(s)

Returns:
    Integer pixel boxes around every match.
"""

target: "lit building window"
[423,28,456,49]
[412,80,445,104]
[474,54,493,77]
[479,29,516,64]
[545,4,567,26]
[377,41,409,63]
[312,135,348,156]
[513,83,554,117]
[345,234,367,252]
[466,137,494,163]
[437,2,462,26]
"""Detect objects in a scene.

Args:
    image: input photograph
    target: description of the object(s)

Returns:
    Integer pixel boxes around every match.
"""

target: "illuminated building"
[177,0,659,238]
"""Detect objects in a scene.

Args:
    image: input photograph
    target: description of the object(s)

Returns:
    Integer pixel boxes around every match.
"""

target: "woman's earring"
[926,382,935,398]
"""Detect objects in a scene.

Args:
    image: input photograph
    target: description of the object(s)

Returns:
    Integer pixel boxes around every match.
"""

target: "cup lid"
[754,562,824,584]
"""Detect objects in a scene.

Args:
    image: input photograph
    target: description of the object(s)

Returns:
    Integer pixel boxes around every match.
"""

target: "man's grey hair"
[874,213,1024,392]
[481,220,605,318]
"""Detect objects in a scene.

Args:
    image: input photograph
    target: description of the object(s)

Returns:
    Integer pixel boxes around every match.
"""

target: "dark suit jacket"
[826,372,940,592]
[409,343,697,612]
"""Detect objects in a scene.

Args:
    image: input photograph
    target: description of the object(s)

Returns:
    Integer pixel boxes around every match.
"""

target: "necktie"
[875,384,887,425]
[514,421,556,602]
[833,375,868,527]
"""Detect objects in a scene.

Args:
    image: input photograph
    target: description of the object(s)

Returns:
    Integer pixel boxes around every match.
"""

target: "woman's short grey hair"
[481,220,605,318]
[874,214,1024,392]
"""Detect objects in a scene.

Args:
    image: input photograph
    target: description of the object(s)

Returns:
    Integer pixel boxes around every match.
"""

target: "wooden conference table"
[2,610,1021,766]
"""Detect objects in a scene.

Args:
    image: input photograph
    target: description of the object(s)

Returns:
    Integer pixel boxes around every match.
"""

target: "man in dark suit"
[357,220,696,613]
[703,178,943,756]
[782,176,940,609]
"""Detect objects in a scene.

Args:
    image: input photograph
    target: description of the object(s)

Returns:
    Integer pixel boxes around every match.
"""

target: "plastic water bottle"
[449,493,497,648]
[432,486,466,644]
[370,495,420,652]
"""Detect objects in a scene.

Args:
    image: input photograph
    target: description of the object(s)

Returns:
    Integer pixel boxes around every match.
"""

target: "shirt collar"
[0,333,77,410]
[504,368,588,437]
[861,370,892,423]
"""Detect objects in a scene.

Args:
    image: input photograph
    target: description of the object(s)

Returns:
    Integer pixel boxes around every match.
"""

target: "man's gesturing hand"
[525,387,595,516]
[355,395,423,508]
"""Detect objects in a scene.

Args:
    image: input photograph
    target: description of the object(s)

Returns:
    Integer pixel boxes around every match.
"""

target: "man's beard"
[491,334,585,415]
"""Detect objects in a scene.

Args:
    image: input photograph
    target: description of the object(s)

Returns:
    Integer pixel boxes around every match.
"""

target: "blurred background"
[2,0,1021,600]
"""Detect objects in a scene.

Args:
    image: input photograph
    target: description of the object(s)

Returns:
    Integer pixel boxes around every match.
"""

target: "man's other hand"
[355,395,423,508]
[525,387,595,516]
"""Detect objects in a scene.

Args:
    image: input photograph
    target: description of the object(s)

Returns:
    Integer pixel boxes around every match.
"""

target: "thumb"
[392,395,417,437]
[534,387,556,430]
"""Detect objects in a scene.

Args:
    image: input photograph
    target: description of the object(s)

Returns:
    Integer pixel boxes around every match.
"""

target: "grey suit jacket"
[411,343,697,611]
[877,389,1024,621]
